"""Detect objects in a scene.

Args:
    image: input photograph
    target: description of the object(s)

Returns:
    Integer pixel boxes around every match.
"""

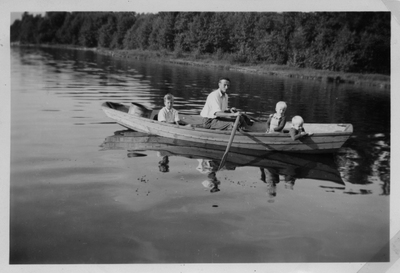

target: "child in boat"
[289,115,313,140]
[266,101,287,133]
[158,93,180,125]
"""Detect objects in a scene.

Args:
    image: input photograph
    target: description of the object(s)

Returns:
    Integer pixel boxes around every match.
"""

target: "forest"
[10,11,390,75]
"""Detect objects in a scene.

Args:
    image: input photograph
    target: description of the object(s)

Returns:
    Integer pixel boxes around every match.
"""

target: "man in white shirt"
[200,78,244,130]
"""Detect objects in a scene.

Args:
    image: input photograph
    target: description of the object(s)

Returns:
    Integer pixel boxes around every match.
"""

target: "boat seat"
[107,101,126,112]
[106,102,115,109]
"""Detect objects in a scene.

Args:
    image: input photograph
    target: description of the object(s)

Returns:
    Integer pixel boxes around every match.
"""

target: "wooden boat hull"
[101,102,353,154]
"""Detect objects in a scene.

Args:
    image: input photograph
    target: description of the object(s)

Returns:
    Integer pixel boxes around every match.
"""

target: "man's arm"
[289,128,303,140]
[289,127,309,140]
[215,111,241,118]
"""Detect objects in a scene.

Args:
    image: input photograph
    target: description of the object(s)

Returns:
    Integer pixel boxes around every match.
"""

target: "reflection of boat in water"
[101,101,353,154]
[100,130,345,185]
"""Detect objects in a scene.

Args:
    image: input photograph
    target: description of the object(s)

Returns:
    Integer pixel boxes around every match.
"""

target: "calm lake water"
[9,47,390,264]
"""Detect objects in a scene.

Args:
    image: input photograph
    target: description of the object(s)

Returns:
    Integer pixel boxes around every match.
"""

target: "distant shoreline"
[13,43,390,89]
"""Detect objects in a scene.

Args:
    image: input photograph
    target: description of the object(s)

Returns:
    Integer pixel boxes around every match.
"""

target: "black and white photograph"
[2,0,399,272]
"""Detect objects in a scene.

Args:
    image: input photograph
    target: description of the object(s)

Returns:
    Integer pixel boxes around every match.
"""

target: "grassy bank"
[15,44,390,89]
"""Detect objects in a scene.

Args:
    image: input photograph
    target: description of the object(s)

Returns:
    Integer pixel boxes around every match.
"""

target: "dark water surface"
[10,47,390,264]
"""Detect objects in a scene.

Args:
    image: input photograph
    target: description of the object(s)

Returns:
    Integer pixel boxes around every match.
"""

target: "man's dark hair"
[219,77,231,83]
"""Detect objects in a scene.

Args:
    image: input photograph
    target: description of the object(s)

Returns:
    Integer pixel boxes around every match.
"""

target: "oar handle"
[232,108,261,122]
[242,113,261,122]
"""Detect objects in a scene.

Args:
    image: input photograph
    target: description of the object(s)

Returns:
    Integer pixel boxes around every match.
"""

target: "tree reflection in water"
[336,133,390,196]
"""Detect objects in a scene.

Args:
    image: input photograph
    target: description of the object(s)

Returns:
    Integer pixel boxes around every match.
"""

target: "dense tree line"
[10,12,390,74]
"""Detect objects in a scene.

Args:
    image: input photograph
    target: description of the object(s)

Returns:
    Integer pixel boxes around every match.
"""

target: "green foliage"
[173,12,197,52]
[123,14,155,50]
[215,48,224,60]
[36,12,67,44]
[192,48,202,60]
[18,12,41,44]
[98,15,117,48]
[158,12,177,50]
[79,17,97,47]
[173,47,183,58]
[10,11,390,74]
[55,13,84,45]
[109,13,136,49]
[10,19,21,42]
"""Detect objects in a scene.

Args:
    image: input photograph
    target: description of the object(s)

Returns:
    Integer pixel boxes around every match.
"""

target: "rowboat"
[100,130,345,185]
[101,101,353,154]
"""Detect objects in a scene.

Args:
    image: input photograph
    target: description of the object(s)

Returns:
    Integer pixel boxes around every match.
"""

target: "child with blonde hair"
[289,115,313,140]
[266,101,287,133]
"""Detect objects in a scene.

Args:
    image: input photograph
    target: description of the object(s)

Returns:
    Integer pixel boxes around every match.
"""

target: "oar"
[195,109,261,122]
[241,112,262,122]
[218,114,241,171]
[232,109,261,123]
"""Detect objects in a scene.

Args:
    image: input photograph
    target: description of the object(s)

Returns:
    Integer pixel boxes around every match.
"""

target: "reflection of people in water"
[157,152,169,172]
[196,159,221,192]
[282,163,304,190]
[204,172,221,193]
[284,173,296,190]
[260,168,279,202]
[260,166,298,202]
